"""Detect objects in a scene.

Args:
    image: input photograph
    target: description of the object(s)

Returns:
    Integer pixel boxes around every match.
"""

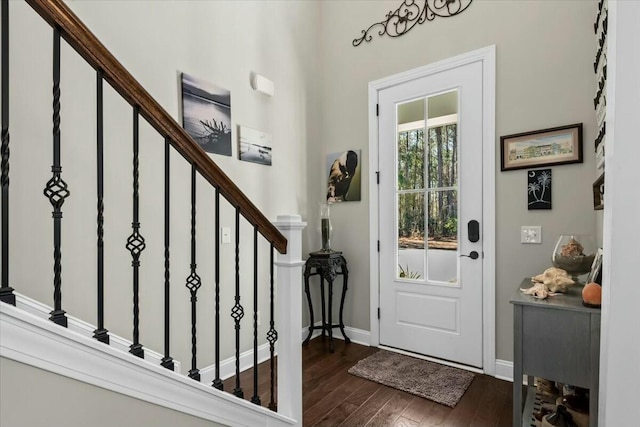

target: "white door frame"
[368,45,496,375]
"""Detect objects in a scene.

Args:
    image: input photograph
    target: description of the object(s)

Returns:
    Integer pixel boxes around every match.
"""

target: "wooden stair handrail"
[26,0,287,253]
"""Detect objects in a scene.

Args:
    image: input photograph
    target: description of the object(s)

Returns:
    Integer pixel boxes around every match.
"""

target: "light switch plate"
[221,227,231,244]
[521,226,542,244]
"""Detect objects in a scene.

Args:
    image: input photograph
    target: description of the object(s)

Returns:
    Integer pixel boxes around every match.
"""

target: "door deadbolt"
[468,220,480,243]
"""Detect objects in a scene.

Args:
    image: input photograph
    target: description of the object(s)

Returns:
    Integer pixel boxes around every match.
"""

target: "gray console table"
[511,279,601,427]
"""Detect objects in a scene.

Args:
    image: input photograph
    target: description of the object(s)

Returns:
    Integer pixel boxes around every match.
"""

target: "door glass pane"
[427,123,458,189]
[398,129,425,190]
[395,90,458,284]
[397,192,425,280]
[427,190,458,283]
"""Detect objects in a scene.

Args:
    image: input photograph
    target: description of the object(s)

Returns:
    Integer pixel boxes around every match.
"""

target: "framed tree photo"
[181,73,232,156]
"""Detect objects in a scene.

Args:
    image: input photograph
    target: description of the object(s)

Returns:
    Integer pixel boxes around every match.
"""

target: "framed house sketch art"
[501,123,583,171]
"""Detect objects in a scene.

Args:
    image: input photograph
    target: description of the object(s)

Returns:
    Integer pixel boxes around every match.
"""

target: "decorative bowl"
[551,234,596,280]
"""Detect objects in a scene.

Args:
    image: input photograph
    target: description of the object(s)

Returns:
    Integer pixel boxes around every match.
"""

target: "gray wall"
[312,0,598,361]
[0,357,224,427]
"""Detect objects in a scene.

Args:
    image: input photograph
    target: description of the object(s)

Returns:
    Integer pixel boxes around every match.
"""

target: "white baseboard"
[343,326,371,346]
[15,292,181,373]
[299,320,512,383]
[300,323,371,346]
[199,343,272,384]
[175,321,373,388]
[495,359,514,382]
[1,301,295,427]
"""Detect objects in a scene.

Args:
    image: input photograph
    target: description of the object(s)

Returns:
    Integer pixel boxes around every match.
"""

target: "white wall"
[3,0,319,371]
[314,0,598,361]
[0,357,224,427]
[599,1,640,425]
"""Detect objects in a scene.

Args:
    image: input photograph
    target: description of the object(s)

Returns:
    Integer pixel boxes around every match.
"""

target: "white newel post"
[273,215,306,426]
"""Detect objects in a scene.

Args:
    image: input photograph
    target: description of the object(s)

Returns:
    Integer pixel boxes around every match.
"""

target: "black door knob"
[460,251,479,260]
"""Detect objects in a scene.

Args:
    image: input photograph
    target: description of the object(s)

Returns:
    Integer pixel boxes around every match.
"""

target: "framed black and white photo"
[238,125,272,166]
[527,169,552,210]
[181,73,232,156]
[326,150,361,202]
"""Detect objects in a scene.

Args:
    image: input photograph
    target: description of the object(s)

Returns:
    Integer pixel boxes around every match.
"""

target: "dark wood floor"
[301,338,512,427]
[225,337,513,426]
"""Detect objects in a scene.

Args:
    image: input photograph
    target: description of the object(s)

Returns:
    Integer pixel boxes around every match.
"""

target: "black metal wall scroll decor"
[353,0,473,47]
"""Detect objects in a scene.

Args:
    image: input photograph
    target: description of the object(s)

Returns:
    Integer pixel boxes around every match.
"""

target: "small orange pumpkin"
[582,282,602,306]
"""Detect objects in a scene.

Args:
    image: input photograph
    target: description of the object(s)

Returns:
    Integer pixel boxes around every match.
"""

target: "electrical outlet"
[221,227,231,244]
[521,226,542,244]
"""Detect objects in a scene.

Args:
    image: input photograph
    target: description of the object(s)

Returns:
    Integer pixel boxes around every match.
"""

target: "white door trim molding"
[368,45,496,375]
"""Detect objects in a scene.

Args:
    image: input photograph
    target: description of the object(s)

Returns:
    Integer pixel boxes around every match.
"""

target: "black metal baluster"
[0,0,15,306]
[93,70,108,343]
[212,187,223,390]
[267,244,278,411]
[231,207,244,398]
[43,27,69,327]
[126,106,145,358]
[186,165,201,381]
[251,227,260,405]
[161,138,174,370]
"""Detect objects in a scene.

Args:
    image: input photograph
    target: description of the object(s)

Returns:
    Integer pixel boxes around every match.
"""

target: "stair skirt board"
[1,295,295,427]
[14,291,276,381]
[15,292,182,372]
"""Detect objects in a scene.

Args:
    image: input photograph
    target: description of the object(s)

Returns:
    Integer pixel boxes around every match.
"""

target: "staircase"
[0,1,305,425]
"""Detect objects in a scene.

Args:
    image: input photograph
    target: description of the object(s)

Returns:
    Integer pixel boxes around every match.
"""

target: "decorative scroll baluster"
[43,27,69,327]
[126,106,145,358]
[267,244,278,411]
[0,0,15,305]
[93,70,108,343]
[161,138,174,370]
[186,165,201,381]
[251,226,261,405]
[212,187,223,390]
[231,207,244,398]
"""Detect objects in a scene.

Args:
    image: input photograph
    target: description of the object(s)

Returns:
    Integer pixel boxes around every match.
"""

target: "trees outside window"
[398,123,458,250]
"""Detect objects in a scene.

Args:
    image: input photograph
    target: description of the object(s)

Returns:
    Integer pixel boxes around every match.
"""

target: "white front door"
[378,60,484,368]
